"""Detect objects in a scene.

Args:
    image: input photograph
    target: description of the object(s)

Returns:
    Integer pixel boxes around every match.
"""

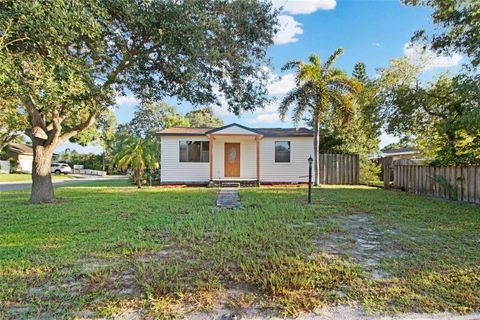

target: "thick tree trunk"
[313,119,320,186]
[136,166,142,189]
[29,141,55,204]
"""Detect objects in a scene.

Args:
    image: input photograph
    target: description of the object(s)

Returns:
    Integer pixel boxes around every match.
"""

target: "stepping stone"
[216,187,242,209]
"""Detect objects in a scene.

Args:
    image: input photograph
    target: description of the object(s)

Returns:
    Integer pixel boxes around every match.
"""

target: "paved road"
[0,175,127,192]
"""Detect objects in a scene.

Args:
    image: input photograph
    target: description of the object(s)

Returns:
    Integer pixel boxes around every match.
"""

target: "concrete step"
[221,182,240,188]
[209,180,259,188]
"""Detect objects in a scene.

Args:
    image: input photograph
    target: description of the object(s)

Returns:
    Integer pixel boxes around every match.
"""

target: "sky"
[56,0,464,154]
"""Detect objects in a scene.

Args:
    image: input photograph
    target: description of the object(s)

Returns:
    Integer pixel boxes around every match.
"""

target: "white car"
[51,163,72,174]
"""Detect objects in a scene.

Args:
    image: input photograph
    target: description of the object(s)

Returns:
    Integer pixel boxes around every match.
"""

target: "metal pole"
[308,156,312,204]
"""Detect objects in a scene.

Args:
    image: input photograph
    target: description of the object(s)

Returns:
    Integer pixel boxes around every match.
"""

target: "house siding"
[260,137,313,183]
[160,135,313,184]
[160,135,210,183]
[211,126,256,135]
[212,137,256,179]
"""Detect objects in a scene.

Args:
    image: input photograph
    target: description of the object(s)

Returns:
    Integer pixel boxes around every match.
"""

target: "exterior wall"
[260,137,313,183]
[160,135,314,184]
[212,137,256,179]
[160,135,210,183]
[0,160,10,173]
[17,155,33,173]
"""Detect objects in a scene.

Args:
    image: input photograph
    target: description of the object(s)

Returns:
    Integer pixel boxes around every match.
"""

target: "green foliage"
[382,142,412,151]
[105,102,190,172]
[185,107,224,128]
[280,49,362,184]
[403,0,480,67]
[115,136,159,188]
[379,59,480,165]
[0,98,28,153]
[352,62,368,83]
[130,102,187,137]
[432,175,459,200]
[1,0,278,201]
[59,149,104,171]
[280,49,361,127]
[310,62,382,185]
[164,114,190,129]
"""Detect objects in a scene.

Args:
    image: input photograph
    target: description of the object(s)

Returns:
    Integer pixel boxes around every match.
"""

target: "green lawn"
[0,173,76,183]
[0,181,479,319]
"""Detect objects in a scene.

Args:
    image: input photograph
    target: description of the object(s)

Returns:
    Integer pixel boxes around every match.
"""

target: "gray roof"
[257,128,313,137]
[381,147,417,154]
[8,143,33,155]
[158,124,313,137]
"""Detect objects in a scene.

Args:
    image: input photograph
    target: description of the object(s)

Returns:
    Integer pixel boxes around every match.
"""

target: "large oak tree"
[0,0,278,203]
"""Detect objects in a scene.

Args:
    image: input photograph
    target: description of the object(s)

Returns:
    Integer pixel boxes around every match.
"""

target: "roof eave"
[157,133,207,137]
[205,123,263,135]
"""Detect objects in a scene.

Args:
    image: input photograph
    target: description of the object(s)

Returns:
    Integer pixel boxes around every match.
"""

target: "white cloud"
[267,73,296,96]
[379,131,399,149]
[274,15,303,45]
[273,0,336,14]
[115,95,139,106]
[256,101,281,114]
[249,113,282,124]
[210,103,234,117]
[247,100,293,125]
[403,43,462,71]
[372,42,381,47]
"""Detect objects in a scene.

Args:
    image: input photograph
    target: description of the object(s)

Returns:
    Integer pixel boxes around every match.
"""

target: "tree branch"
[20,94,48,140]
[58,113,96,145]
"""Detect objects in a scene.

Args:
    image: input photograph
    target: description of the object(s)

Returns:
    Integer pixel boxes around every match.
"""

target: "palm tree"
[280,48,362,186]
[115,136,159,188]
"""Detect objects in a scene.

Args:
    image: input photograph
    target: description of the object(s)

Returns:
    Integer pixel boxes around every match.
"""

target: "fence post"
[383,157,392,189]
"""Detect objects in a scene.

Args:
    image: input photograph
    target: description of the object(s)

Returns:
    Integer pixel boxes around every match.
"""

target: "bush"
[359,157,381,186]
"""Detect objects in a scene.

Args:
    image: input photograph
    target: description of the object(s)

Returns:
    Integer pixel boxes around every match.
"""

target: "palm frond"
[324,48,344,72]
[329,72,363,94]
[308,54,321,68]
[329,91,356,125]
[279,87,301,120]
[291,102,308,126]
[281,60,302,72]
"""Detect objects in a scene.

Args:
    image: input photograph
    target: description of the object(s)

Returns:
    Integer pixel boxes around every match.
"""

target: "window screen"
[275,141,290,163]
[179,141,209,162]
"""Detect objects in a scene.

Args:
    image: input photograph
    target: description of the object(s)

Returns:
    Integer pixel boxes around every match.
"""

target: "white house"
[158,123,314,185]
[4,143,34,173]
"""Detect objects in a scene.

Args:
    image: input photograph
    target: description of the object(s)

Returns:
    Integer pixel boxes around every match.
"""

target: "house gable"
[205,123,262,136]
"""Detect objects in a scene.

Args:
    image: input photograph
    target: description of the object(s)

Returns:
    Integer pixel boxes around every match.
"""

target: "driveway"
[0,175,127,192]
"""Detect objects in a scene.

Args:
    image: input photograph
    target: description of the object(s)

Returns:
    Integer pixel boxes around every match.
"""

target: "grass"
[0,181,479,319]
[0,173,76,183]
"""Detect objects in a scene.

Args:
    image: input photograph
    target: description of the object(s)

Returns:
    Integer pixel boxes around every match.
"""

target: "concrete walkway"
[0,175,127,192]
[216,187,242,209]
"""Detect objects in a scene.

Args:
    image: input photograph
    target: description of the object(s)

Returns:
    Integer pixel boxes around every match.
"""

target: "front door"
[224,143,240,177]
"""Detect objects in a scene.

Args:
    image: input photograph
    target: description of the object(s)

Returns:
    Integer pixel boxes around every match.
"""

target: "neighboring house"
[0,144,60,174]
[157,123,314,184]
[4,143,34,173]
[379,147,421,162]
[377,147,423,184]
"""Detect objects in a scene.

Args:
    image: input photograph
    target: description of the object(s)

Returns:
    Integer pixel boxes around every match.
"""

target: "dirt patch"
[312,213,404,279]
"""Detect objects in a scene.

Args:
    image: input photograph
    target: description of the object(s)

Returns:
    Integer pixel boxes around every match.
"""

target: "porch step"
[208,180,260,188]
[221,182,240,188]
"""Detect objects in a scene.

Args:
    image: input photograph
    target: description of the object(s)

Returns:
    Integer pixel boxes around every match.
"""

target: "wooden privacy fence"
[318,153,359,185]
[392,164,480,204]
